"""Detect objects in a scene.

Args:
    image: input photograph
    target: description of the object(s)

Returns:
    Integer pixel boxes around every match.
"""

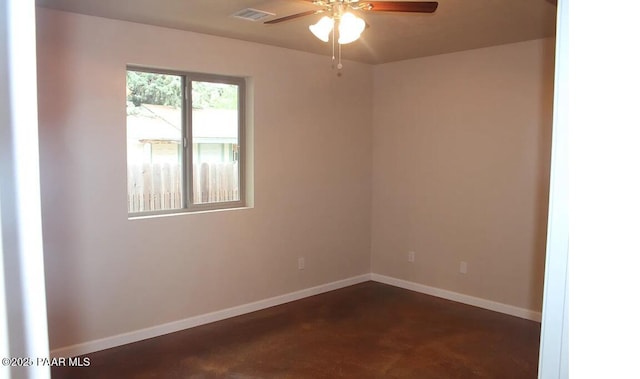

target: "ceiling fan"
[264,0,439,70]
[265,1,439,26]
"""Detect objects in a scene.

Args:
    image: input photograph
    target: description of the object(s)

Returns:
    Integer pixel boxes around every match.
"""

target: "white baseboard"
[51,273,540,357]
[371,274,542,322]
[50,274,371,357]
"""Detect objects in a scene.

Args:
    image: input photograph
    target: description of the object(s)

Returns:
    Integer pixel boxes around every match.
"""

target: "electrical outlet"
[408,251,415,262]
[459,261,468,274]
[298,257,305,270]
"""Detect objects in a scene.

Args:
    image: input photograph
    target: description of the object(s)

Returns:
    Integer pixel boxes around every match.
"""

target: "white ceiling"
[35,0,557,64]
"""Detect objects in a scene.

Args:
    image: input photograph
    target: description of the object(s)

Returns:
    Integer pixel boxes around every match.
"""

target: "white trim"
[538,0,568,376]
[50,274,371,357]
[51,273,542,357]
[371,274,542,322]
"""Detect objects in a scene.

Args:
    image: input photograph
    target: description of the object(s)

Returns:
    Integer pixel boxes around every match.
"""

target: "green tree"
[127,71,238,110]
[192,81,237,110]
[127,71,181,107]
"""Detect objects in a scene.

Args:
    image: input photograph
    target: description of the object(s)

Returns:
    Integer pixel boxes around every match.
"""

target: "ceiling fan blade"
[264,10,322,24]
[365,1,438,13]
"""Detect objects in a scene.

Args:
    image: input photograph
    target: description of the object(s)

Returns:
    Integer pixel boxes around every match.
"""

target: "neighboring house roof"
[126,103,238,144]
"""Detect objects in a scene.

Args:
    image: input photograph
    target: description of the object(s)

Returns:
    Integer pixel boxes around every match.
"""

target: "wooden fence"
[127,162,238,213]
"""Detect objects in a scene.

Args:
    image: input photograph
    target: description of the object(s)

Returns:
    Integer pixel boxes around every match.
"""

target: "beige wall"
[36,9,373,350]
[37,7,554,351]
[371,39,555,311]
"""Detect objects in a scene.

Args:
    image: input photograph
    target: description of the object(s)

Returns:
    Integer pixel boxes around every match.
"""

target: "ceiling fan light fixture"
[338,12,365,45]
[309,16,335,42]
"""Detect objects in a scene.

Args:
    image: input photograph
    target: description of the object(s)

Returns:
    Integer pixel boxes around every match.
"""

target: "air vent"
[232,8,275,22]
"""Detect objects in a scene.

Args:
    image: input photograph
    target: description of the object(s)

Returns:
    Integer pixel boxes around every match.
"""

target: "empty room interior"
[29,0,557,377]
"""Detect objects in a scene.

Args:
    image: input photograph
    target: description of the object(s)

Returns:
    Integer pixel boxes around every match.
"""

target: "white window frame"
[127,66,246,216]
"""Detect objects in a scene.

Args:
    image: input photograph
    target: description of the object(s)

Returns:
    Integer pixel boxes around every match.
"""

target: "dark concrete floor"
[51,281,540,378]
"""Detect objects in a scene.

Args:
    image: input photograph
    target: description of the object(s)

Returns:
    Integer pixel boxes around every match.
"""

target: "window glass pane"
[191,81,240,204]
[126,70,183,212]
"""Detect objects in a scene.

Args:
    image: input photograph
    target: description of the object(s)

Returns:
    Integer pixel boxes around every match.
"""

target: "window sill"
[128,205,252,220]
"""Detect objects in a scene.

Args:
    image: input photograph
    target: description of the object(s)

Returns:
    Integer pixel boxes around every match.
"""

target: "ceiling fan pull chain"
[337,42,343,70]
[332,23,336,69]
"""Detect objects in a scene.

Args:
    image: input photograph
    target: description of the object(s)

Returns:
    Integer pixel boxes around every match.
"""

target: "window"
[126,67,245,215]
